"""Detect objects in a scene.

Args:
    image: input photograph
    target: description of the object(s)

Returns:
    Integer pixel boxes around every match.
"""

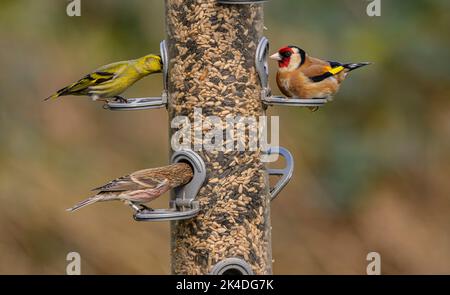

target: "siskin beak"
[270,53,282,61]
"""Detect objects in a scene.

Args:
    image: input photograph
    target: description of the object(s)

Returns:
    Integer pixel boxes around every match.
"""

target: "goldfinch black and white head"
[270,46,306,72]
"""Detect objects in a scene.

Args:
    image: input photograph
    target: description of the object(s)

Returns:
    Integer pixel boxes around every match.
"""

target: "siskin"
[67,163,193,212]
[46,54,162,103]
[270,46,370,110]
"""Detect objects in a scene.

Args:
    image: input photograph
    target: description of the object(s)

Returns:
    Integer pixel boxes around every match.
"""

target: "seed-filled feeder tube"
[165,0,272,274]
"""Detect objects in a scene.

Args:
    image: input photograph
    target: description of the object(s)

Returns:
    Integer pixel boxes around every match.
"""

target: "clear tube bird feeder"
[166,0,274,275]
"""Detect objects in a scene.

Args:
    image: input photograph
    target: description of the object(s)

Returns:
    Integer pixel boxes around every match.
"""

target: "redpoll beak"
[270,53,282,61]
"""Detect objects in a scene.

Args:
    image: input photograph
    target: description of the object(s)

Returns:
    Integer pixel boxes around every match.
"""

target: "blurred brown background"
[0,0,449,274]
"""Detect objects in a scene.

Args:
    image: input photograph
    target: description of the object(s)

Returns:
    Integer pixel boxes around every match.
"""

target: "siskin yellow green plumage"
[45,54,163,102]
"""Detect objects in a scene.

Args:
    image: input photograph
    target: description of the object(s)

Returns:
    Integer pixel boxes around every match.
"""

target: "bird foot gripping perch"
[255,37,328,108]
[105,40,169,111]
[133,150,206,222]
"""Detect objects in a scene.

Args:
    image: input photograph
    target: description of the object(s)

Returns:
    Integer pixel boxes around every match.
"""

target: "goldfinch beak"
[270,53,282,61]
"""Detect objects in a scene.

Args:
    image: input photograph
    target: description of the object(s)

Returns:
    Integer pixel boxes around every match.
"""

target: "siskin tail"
[44,93,58,101]
[344,62,372,72]
[44,87,69,101]
[66,196,102,212]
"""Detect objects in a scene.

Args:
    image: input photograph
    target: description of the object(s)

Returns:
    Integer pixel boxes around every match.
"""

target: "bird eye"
[281,51,292,58]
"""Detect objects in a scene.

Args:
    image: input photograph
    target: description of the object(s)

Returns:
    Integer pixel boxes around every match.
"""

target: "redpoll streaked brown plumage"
[67,163,193,212]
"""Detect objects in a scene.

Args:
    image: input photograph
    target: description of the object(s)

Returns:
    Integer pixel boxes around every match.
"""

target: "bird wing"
[53,71,116,98]
[73,72,115,91]
[130,169,169,189]
[92,169,169,192]
[46,72,112,99]
[95,60,129,78]
[301,57,345,83]
[91,175,141,192]
[62,61,129,95]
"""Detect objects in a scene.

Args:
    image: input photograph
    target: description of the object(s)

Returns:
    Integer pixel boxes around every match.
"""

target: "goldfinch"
[46,54,163,103]
[270,45,370,102]
[67,163,193,212]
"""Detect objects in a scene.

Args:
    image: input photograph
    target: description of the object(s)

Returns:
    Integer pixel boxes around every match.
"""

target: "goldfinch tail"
[66,196,102,212]
[344,62,372,72]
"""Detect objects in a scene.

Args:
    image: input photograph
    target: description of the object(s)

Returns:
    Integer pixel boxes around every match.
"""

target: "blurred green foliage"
[0,0,449,274]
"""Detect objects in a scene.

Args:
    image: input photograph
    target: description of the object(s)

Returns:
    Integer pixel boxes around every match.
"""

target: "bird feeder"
[103,0,297,275]
[163,0,294,275]
[255,37,329,109]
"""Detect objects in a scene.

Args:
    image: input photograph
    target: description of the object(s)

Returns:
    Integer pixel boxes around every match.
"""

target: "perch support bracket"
[266,146,294,201]
[134,150,206,222]
[105,40,169,111]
